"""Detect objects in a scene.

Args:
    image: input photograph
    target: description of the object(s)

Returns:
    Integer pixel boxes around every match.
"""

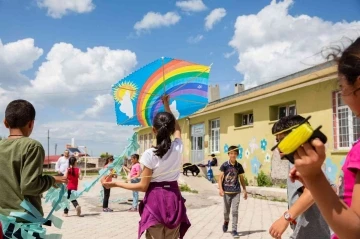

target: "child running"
[102,95,190,239]
[290,37,360,239]
[0,99,67,238]
[103,155,116,212]
[128,154,141,212]
[63,156,82,217]
[218,145,247,238]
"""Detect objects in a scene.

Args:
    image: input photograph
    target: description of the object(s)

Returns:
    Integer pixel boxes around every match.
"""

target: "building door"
[191,124,205,164]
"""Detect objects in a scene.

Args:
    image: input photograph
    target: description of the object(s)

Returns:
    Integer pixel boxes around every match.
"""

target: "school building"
[135,60,359,187]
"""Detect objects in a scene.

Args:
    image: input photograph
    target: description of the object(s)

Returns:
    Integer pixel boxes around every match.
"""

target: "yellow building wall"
[137,78,347,187]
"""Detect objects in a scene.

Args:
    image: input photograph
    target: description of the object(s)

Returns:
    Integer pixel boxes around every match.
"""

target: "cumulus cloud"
[81,94,113,119]
[187,34,204,44]
[176,0,207,12]
[36,0,95,19]
[205,8,227,31]
[224,50,236,59]
[0,38,43,86]
[24,42,137,102]
[134,12,181,34]
[229,0,360,88]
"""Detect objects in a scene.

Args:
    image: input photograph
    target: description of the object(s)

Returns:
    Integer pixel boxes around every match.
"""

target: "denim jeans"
[131,178,140,209]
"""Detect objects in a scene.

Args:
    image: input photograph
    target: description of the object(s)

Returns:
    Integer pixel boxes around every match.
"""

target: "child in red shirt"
[64,156,82,217]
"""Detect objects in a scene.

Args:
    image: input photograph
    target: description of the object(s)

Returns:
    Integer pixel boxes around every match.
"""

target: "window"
[148,133,153,147]
[270,102,296,121]
[333,92,360,148]
[139,135,144,153]
[234,112,253,127]
[210,119,220,153]
[144,134,148,151]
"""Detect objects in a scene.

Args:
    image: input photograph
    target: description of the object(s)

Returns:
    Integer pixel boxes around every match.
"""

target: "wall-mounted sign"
[191,123,205,135]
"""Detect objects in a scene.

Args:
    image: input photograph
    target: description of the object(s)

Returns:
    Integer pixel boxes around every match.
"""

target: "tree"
[100,152,110,159]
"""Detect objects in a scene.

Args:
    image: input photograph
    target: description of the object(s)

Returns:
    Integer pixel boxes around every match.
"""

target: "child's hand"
[243,191,248,200]
[269,216,289,239]
[219,189,224,197]
[293,139,326,179]
[161,95,170,105]
[53,176,68,184]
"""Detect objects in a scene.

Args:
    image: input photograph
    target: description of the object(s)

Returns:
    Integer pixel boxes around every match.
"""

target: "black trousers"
[64,189,79,214]
[103,187,111,208]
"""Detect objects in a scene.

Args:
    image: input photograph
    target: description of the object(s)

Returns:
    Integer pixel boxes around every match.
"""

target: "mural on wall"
[265,153,271,163]
[325,158,337,184]
[251,156,261,176]
[249,137,259,153]
[224,144,229,153]
[260,139,268,151]
[237,144,243,160]
[245,149,250,159]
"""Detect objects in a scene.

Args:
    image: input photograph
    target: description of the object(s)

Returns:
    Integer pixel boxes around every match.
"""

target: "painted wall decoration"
[265,153,271,163]
[245,149,250,159]
[237,144,243,160]
[325,158,338,184]
[249,137,259,153]
[251,156,261,176]
[224,144,229,153]
[260,139,267,151]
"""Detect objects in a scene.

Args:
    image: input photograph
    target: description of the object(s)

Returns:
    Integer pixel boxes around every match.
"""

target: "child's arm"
[269,186,314,238]
[21,145,57,195]
[78,169,83,180]
[239,174,247,199]
[162,95,181,139]
[218,172,224,196]
[102,165,152,192]
[300,171,360,239]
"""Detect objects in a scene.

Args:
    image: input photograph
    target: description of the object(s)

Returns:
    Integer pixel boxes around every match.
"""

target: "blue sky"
[0,0,359,156]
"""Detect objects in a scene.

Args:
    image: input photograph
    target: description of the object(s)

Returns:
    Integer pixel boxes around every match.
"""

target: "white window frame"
[210,119,220,154]
[278,104,296,119]
[242,113,253,126]
[148,133,152,148]
[335,92,359,149]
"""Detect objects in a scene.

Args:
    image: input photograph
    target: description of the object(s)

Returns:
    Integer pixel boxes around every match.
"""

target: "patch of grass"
[252,194,287,203]
[279,183,287,189]
[179,184,198,194]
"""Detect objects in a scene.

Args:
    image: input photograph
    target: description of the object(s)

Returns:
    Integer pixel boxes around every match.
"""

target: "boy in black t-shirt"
[218,145,247,238]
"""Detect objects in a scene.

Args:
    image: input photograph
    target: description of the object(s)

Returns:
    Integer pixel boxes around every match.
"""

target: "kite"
[112,57,211,126]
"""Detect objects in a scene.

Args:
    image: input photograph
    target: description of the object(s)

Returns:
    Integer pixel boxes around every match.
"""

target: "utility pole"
[47,130,50,169]
[55,143,57,156]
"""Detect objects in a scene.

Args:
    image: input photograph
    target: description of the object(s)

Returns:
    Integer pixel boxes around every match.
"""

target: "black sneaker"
[231,230,240,238]
[222,222,229,232]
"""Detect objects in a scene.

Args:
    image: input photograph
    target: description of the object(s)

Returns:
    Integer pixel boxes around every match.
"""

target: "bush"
[257,171,273,187]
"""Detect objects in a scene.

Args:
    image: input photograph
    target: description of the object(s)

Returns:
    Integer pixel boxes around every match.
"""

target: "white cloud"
[81,94,113,118]
[36,0,95,19]
[205,8,227,31]
[224,50,236,59]
[187,34,204,44]
[23,42,137,103]
[0,38,43,86]
[176,0,207,12]
[134,12,181,34]
[229,0,360,88]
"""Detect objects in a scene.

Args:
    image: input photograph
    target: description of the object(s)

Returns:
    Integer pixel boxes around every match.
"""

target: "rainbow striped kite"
[112,57,211,126]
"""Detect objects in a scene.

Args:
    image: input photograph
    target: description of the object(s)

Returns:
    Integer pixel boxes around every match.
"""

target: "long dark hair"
[326,37,360,86]
[152,112,176,158]
[105,155,114,166]
[68,156,77,176]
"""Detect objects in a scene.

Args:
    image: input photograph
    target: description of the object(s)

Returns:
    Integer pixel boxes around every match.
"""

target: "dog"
[182,163,200,176]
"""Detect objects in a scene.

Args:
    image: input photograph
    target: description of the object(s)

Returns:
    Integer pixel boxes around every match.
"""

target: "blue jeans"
[131,178,140,209]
